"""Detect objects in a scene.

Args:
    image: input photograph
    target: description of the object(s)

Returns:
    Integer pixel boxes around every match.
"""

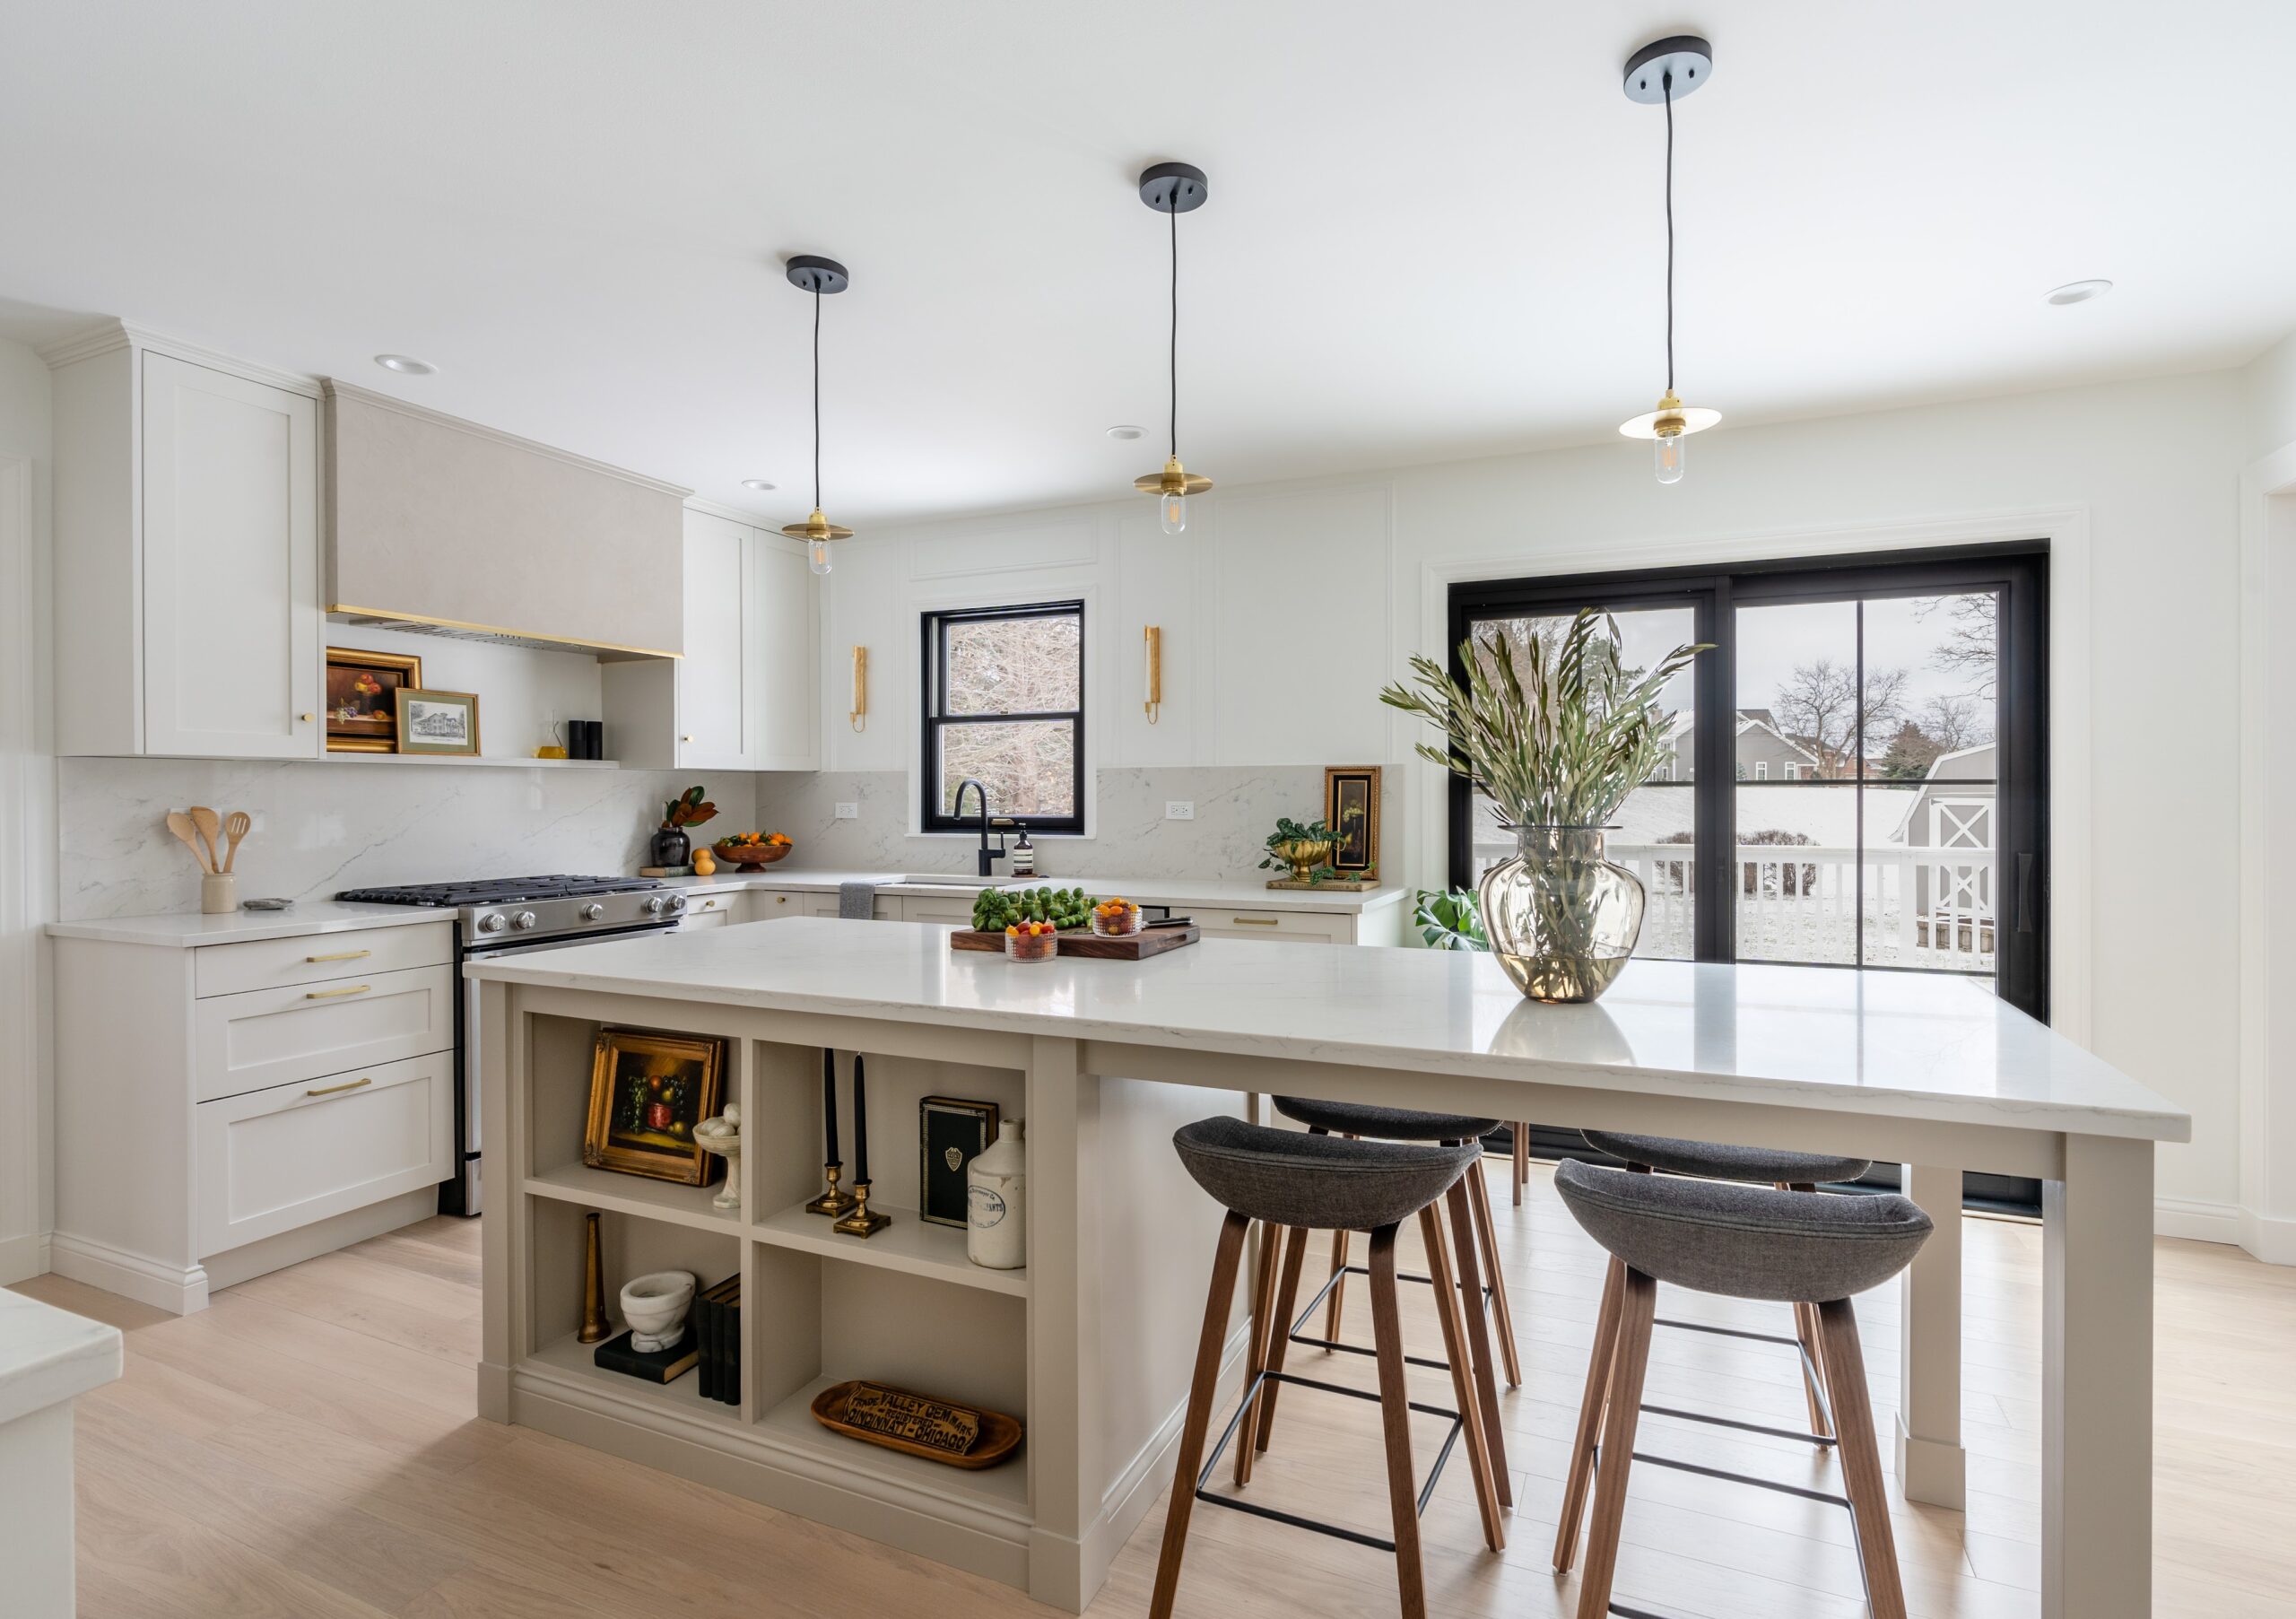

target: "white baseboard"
[2237,1206,2296,1266]
[48,1232,208,1314]
[0,1230,48,1287]
[2154,1197,2244,1245]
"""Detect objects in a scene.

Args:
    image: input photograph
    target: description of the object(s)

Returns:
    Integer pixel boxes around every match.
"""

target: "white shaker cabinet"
[604,506,818,772]
[48,325,322,758]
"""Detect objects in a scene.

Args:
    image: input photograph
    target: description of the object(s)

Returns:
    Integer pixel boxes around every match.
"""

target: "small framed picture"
[919,1096,999,1227]
[395,688,481,756]
[584,1030,727,1186]
[326,648,422,753]
[1325,765,1381,874]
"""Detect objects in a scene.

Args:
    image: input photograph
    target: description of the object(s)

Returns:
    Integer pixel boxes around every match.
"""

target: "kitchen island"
[470,916,2186,1619]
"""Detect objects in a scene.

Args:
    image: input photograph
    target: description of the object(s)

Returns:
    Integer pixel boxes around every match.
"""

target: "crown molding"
[39,319,322,397]
[323,378,691,499]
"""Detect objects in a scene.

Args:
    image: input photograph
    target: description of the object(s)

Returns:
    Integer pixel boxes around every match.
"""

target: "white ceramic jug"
[967,1119,1026,1270]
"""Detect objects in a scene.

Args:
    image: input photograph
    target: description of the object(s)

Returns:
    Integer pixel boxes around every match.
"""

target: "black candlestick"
[805,1048,857,1217]
[852,1053,869,1186]
[822,1048,839,1166]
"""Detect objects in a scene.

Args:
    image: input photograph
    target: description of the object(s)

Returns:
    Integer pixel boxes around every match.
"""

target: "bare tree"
[1915,593,1998,700]
[1770,658,1909,777]
[1918,693,1988,752]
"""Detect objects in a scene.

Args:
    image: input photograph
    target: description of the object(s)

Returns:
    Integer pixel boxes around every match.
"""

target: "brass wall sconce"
[1143,625,1162,724]
[848,646,868,733]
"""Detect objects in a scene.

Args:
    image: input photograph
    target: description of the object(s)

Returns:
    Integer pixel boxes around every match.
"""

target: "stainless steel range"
[336,875,691,1214]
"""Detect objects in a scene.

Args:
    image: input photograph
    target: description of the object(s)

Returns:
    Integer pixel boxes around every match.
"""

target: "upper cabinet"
[602,507,819,772]
[49,327,322,758]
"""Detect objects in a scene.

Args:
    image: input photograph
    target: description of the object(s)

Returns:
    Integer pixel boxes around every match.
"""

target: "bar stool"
[1551,1161,1933,1619]
[1269,1097,1519,1493]
[1153,1118,1504,1619]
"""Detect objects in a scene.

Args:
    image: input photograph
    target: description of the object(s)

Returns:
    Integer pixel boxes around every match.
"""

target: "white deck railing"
[1473,840,1996,972]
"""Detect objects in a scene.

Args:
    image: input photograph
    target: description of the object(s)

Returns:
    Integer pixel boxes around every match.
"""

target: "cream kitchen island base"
[472,917,2188,1617]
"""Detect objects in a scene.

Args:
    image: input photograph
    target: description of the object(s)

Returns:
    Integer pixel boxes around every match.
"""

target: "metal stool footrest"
[1286,1261,1498,1376]
[1192,1368,1465,1554]
[1648,1314,1836,1446]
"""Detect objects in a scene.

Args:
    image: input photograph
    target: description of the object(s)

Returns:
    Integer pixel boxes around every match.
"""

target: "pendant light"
[1616,37,1720,484]
[1134,162,1212,533]
[781,255,854,575]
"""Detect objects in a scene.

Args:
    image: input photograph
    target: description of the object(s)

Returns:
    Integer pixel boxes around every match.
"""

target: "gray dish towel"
[838,881,878,919]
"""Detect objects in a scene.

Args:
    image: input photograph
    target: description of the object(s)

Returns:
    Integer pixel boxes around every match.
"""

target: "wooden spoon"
[188,806,223,874]
[222,811,251,873]
[166,810,213,874]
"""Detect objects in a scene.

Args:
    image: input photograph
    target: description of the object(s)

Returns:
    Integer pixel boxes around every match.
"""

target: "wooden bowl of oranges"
[713,832,793,867]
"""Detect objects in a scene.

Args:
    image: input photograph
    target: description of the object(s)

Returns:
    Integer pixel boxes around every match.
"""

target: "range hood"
[323,380,689,660]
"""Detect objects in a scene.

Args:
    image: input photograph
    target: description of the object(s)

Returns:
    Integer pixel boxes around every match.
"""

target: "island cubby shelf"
[751,1196,1028,1298]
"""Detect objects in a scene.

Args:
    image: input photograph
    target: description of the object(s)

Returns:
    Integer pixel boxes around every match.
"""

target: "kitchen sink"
[888,874,1010,889]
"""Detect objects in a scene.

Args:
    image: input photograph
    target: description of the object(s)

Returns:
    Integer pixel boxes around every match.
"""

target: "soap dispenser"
[1009,824,1036,878]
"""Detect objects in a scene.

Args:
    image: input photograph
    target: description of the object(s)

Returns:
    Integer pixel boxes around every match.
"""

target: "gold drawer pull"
[775,895,790,904]
[305,948,371,963]
[304,983,372,1000]
[1229,916,1279,927]
[306,1075,373,1098]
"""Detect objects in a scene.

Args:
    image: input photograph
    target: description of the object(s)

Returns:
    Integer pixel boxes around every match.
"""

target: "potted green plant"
[1257,816,1343,883]
[1380,609,1704,1002]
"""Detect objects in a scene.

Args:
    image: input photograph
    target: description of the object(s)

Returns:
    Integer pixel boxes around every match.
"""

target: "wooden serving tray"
[810,1380,1023,1470]
[948,924,1200,960]
[1265,876,1379,891]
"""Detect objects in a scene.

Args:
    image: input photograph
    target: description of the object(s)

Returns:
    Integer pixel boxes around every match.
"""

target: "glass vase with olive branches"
[1380,609,1707,1002]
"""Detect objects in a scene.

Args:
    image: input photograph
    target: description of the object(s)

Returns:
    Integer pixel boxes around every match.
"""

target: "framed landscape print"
[326,647,422,753]
[1324,765,1381,874]
[395,687,481,755]
[584,1030,727,1185]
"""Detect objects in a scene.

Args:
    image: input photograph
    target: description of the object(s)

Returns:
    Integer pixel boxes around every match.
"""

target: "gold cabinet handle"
[306,948,371,963]
[304,983,372,999]
[306,1075,373,1098]
[1229,916,1279,927]
[775,895,790,905]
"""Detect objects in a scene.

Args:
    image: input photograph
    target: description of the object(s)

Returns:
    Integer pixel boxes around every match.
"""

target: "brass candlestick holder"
[578,1211,611,1344]
[806,1162,858,1218]
[832,1179,891,1239]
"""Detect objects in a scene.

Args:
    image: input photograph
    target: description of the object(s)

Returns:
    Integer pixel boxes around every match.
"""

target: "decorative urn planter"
[1268,838,1333,883]
[1476,826,1647,1004]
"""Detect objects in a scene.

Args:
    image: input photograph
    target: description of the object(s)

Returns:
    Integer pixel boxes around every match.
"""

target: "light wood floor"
[13,1161,2294,1618]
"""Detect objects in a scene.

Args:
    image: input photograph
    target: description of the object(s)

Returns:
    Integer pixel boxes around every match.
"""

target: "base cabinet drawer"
[196,1052,452,1256]
[896,894,977,926]
[680,909,732,930]
[195,963,454,1101]
[1195,909,1352,944]
[194,921,452,998]
[744,888,808,920]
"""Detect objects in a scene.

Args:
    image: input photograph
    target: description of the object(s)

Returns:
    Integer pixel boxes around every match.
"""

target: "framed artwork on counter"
[1324,765,1381,874]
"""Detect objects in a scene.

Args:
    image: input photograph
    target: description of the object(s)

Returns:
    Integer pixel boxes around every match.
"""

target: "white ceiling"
[4,2,2292,527]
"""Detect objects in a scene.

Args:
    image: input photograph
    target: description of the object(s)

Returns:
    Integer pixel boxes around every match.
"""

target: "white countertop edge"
[466,938,2191,1145]
[46,902,459,947]
[0,1290,124,1426]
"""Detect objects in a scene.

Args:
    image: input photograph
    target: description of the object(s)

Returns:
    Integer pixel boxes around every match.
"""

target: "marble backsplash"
[752,766,1402,883]
[58,758,759,919]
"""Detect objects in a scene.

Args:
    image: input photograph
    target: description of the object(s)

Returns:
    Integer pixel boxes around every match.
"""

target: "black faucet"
[952,779,1006,877]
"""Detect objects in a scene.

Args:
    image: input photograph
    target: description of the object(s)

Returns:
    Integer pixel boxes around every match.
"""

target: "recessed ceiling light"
[1106,425,1144,440]
[373,353,436,375]
[2045,280,2113,306]
[742,479,777,492]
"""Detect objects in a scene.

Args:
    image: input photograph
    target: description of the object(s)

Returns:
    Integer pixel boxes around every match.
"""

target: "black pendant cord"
[811,287,823,511]
[1168,200,1179,460]
[1664,71,1676,394]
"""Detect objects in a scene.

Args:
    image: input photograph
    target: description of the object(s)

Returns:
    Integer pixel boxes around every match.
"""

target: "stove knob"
[578,902,605,922]
[665,892,687,913]
[511,910,539,931]
[476,912,506,934]
[646,894,672,916]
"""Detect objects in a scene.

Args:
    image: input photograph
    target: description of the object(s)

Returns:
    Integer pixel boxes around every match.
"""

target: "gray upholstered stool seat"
[1274,1095,1500,1143]
[1555,1158,1933,1302]
[1174,1116,1480,1232]
[1580,1127,1871,1187]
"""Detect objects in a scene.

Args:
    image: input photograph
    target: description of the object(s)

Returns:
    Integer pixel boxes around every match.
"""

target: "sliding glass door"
[1448,544,2048,1206]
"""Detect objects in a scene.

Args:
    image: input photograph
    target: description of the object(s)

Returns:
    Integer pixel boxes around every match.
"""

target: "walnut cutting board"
[947,924,1200,960]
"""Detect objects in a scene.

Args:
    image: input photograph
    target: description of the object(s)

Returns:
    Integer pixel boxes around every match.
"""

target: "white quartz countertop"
[0,1288,123,1427]
[467,916,2189,1143]
[48,871,1402,946]
[45,901,457,947]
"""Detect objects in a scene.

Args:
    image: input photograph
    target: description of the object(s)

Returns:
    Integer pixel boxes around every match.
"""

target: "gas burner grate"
[337,875,662,907]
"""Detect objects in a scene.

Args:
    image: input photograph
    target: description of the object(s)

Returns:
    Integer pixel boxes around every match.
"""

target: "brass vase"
[1269,838,1333,883]
[1477,826,1646,1003]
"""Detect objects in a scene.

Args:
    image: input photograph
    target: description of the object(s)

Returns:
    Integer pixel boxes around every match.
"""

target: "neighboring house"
[1656,709,1825,781]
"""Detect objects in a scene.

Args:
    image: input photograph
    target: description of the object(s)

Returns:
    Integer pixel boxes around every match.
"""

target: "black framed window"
[919,601,1086,834]
[1448,543,2048,1210]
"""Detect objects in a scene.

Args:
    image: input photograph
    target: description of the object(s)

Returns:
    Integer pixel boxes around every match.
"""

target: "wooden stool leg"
[1785,1183,1832,1441]
[1251,1225,1309,1453]
[1150,1211,1249,1619]
[1233,1218,1283,1487]
[1465,1152,1523,1387]
[1368,1224,1428,1619]
[1552,1253,1625,1573]
[1575,1266,1657,1619]
[1817,1298,1909,1619]
[1442,1177,1513,1510]
[1512,1121,1529,1206]
[1323,1228,1351,1347]
[1422,1201,1506,1546]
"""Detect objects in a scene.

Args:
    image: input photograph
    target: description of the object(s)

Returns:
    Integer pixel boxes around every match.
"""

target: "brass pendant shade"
[781,508,854,544]
[1133,457,1213,498]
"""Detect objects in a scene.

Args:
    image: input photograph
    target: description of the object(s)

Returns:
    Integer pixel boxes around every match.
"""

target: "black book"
[722,1283,741,1406]
[592,1326,698,1384]
[695,1275,740,1403]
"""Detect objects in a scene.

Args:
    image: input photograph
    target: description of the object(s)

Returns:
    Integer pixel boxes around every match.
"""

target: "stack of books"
[695,1274,741,1404]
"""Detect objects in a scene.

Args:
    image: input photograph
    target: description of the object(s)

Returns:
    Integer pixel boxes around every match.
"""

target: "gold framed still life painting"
[325,647,422,753]
[584,1030,727,1186]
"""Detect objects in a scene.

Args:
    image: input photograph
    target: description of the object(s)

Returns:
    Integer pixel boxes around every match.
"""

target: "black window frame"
[1448,543,2050,1213]
[918,599,1088,836]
